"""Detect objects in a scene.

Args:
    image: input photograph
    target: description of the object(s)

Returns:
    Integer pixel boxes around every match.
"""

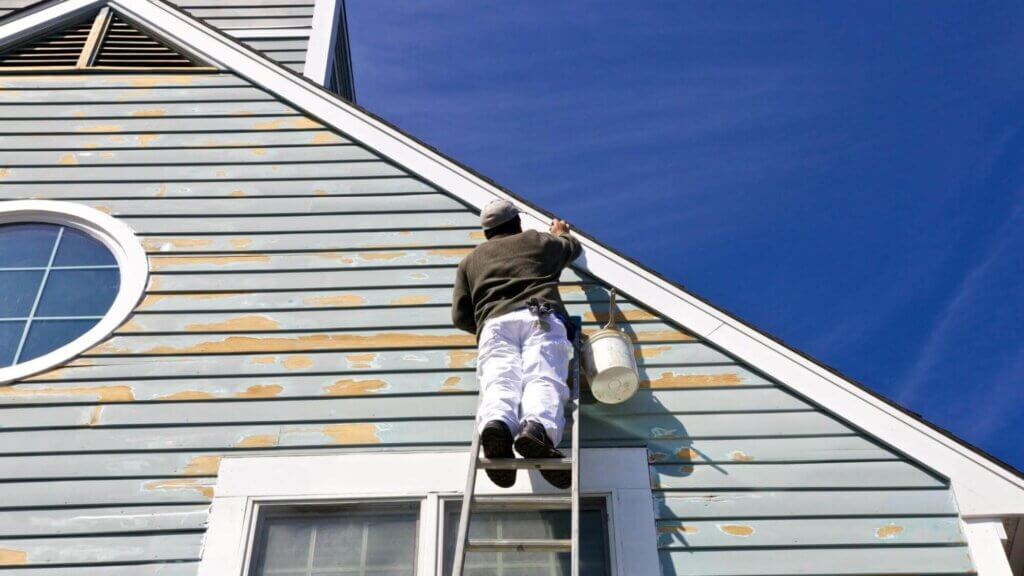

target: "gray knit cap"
[480,199,520,230]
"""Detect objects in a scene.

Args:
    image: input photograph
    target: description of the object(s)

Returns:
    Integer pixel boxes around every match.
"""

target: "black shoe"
[514,421,571,489]
[480,420,516,488]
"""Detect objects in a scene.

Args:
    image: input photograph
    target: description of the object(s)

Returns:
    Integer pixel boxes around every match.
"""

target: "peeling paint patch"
[306,294,366,307]
[141,332,476,355]
[638,346,672,360]
[237,434,278,448]
[391,295,431,306]
[730,451,754,462]
[658,525,698,535]
[76,124,123,133]
[138,292,243,310]
[323,423,381,445]
[138,134,159,147]
[0,549,26,566]
[183,455,221,475]
[292,118,322,129]
[440,376,462,392]
[311,132,341,144]
[185,315,281,332]
[143,238,214,250]
[249,147,268,157]
[235,385,283,399]
[144,479,213,499]
[58,153,78,165]
[325,378,386,396]
[718,524,755,537]
[230,190,247,197]
[345,353,377,369]
[315,252,355,264]
[675,448,698,461]
[230,238,253,250]
[359,251,407,261]
[427,248,473,258]
[150,254,271,270]
[251,357,276,365]
[282,356,313,370]
[0,385,134,402]
[0,168,10,179]
[254,119,283,130]
[158,390,217,401]
[89,406,103,426]
[215,170,228,178]
[132,109,166,118]
[641,371,743,389]
[447,350,477,369]
[584,310,657,323]
[876,524,904,539]
[469,231,486,240]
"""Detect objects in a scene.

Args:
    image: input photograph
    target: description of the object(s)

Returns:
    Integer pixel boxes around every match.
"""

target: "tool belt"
[525,298,576,340]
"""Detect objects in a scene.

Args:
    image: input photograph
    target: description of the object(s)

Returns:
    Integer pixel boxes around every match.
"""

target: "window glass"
[36,269,120,317]
[53,226,117,266]
[0,321,24,366]
[442,501,610,576]
[0,222,120,367]
[0,223,59,267]
[251,504,418,576]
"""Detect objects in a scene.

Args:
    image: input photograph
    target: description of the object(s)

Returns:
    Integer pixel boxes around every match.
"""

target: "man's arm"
[549,218,582,264]
[451,262,477,334]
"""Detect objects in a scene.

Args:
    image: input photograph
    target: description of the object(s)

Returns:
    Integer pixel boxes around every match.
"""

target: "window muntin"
[250,503,420,576]
[441,500,611,576]
[0,222,119,367]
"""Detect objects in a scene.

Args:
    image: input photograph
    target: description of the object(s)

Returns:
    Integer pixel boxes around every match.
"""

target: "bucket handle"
[605,288,619,330]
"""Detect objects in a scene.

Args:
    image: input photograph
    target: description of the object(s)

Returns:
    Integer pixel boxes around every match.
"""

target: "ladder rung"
[471,495,572,509]
[466,538,572,553]
[477,457,572,470]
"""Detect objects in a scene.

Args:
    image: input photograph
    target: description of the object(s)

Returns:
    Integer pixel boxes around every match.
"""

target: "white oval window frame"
[0,200,148,385]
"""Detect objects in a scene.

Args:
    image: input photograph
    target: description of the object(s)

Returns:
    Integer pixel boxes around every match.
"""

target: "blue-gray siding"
[167,1,314,74]
[0,73,974,575]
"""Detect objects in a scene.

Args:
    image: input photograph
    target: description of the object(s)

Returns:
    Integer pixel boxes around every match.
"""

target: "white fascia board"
[963,519,1013,576]
[0,0,105,49]
[107,0,1024,518]
[305,0,341,86]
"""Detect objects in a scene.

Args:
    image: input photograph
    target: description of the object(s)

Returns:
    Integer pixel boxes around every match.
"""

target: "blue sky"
[346,1,1024,470]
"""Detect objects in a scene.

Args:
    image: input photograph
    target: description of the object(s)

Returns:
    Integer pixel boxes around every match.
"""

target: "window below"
[198,449,658,576]
[0,200,149,384]
[251,502,420,576]
[0,223,120,367]
[441,500,611,576]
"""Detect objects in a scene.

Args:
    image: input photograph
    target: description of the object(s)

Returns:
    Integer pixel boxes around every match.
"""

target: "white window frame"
[199,448,658,576]
[0,200,148,385]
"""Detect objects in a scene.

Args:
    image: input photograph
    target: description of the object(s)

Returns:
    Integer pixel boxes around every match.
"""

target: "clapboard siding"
[0,72,971,575]
[166,1,315,72]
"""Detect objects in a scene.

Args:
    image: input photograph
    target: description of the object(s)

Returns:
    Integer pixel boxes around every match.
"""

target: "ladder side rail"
[451,415,481,576]
[570,317,582,576]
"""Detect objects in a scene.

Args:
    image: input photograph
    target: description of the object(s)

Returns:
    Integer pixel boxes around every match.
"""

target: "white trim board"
[963,519,1014,576]
[3,0,1023,518]
[304,0,342,86]
[199,448,658,576]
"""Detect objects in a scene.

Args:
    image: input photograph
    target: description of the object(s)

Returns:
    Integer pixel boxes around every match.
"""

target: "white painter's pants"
[476,308,572,445]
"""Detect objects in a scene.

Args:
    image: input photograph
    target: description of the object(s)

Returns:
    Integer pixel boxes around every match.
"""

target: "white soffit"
[11,0,1023,517]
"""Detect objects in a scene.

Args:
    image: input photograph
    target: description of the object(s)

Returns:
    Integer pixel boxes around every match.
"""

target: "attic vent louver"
[0,7,212,72]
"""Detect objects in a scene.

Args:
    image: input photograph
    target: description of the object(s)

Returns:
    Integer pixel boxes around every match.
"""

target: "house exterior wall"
[0,0,36,19]
[0,72,974,575]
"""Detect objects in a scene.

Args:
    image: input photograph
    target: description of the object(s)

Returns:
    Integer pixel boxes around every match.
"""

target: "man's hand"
[549,219,570,236]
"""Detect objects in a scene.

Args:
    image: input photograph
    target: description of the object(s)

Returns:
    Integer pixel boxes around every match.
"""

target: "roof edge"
[5,0,1022,517]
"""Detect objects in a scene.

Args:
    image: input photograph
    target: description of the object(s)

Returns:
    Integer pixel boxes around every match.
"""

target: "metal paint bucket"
[582,289,639,404]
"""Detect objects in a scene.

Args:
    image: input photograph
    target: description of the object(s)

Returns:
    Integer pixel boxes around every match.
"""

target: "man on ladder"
[452,199,581,490]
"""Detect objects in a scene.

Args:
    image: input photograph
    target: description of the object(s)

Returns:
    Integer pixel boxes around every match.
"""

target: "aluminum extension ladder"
[452,318,583,576]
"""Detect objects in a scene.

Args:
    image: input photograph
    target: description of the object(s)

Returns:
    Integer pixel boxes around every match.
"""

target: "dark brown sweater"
[452,229,582,335]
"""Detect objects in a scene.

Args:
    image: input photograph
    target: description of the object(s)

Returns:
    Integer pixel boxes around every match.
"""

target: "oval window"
[0,200,148,384]
[0,223,121,366]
